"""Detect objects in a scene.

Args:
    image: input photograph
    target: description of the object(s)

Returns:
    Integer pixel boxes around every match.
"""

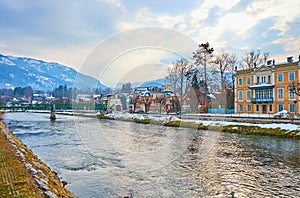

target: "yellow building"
[235,57,300,115]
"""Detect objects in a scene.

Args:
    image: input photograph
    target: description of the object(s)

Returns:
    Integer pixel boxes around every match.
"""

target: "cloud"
[97,0,127,13]
[0,0,125,66]
[77,27,198,87]
[1,0,300,87]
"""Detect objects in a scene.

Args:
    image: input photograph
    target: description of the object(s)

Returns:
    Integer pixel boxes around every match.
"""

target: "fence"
[208,108,235,114]
[0,104,107,111]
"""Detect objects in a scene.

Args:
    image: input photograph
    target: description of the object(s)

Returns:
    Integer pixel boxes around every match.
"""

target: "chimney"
[287,56,293,63]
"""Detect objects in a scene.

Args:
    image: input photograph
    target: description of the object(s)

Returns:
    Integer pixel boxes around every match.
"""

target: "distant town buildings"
[127,86,178,114]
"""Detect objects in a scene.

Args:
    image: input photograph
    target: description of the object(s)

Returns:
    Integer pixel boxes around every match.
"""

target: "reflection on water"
[4,112,300,197]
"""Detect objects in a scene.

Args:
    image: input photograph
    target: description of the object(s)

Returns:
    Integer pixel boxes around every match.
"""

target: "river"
[3,112,300,197]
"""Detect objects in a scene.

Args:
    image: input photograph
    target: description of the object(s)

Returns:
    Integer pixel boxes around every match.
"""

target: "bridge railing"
[0,104,107,111]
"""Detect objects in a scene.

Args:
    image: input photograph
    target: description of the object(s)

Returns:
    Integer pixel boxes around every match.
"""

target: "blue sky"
[1,0,300,86]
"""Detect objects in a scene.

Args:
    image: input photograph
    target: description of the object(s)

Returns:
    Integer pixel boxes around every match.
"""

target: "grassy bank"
[0,121,75,198]
[222,125,300,139]
[97,114,300,139]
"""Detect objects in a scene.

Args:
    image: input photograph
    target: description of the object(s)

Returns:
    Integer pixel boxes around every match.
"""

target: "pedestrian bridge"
[0,104,107,111]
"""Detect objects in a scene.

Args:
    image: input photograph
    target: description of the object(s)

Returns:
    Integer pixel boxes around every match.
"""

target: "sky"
[1,0,300,87]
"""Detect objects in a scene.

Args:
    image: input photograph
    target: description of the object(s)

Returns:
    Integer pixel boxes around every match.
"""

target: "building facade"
[235,58,300,115]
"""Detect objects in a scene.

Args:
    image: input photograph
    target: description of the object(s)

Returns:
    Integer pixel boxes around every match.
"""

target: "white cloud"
[273,37,300,55]
[1,0,300,84]
[97,0,127,12]
[190,0,240,22]
[247,0,300,35]
[156,15,185,29]
[118,6,185,31]
[102,48,173,86]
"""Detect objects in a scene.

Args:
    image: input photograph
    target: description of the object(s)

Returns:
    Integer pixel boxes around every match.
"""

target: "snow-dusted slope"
[0,54,109,91]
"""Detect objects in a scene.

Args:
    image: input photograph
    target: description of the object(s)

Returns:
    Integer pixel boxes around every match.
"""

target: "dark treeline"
[0,86,33,99]
[50,85,111,98]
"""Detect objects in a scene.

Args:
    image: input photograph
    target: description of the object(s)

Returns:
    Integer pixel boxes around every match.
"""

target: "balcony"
[250,97,274,103]
[249,84,274,90]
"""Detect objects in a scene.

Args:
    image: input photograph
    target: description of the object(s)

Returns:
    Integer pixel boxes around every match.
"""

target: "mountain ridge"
[0,53,109,92]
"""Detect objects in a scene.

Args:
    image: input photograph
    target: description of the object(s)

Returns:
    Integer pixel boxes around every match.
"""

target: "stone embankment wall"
[0,121,75,198]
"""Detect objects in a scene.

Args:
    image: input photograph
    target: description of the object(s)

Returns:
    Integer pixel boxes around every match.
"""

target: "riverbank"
[27,111,300,139]
[98,112,300,139]
[0,121,75,198]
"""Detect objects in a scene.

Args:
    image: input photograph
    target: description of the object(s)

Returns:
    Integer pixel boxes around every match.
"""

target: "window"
[278,73,283,82]
[246,77,251,85]
[256,76,260,84]
[278,88,284,98]
[261,76,266,83]
[246,90,251,100]
[256,105,259,112]
[238,90,243,100]
[289,72,295,81]
[278,104,284,112]
[290,104,295,112]
[269,104,272,112]
[239,104,243,112]
[268,75,271,83]
[289,90,295,98]
[255,90,262,99]
[247,104,252,112]
[267,89,273,99]
[238,78,243,86]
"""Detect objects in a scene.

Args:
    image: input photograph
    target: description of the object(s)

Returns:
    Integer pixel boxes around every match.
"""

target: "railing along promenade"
[0,103,107,111]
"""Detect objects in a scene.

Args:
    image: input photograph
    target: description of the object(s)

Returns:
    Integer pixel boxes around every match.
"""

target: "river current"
[3,112,300,197]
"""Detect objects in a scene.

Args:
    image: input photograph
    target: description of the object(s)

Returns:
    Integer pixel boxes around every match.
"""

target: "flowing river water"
[3,112,300,197]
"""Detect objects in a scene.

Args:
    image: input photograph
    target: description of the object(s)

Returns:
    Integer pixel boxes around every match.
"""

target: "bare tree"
[241,49,269,69]
[166,58,190,108]
[211,52,238,111]
[289,81,300,96]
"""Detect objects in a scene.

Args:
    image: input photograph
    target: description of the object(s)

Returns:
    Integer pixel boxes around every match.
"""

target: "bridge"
[0,104,107,111]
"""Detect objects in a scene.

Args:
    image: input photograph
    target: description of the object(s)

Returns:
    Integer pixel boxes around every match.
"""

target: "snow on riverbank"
[106,112,300,132]
[106,112,181,123]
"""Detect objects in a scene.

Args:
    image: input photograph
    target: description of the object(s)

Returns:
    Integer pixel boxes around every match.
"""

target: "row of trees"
[167,43,269,112]
[0,86,33,99]
[0,85,111,100]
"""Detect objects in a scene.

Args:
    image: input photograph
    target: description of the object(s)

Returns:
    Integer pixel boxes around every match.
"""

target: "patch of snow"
[28,72,35,77]
[44,191,58,198]
[104,112,300,132]
[0,57,16,65]
[36,75,50,83]
[27,59,42,65]
[185,119,299,131]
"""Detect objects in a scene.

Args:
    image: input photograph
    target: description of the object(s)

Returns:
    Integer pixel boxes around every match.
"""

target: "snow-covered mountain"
[0,54,109,91]
[115,78,168,90]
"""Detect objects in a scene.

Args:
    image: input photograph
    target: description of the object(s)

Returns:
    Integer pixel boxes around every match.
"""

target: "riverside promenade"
[0,120,74,198]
